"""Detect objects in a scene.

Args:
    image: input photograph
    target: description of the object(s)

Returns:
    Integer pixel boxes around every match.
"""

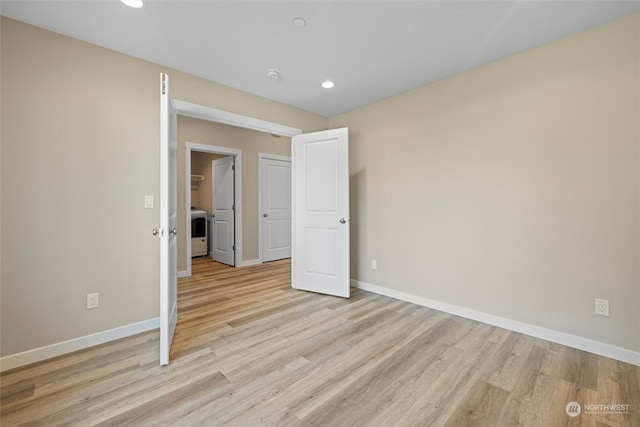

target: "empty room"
[1,1,639,426]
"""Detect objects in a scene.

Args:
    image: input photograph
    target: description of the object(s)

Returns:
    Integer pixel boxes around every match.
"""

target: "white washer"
[191,209,207,219]
[191,209,208,257]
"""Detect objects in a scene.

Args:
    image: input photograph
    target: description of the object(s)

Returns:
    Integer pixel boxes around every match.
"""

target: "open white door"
[159,73,178,365]
[292,128,350,298]
[212,156,235,266]
[261,156,291,262]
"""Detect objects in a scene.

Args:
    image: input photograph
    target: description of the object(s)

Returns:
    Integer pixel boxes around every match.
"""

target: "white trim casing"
[0,318,160,372]
[258,152,292,263]
[174,101,302,138]
[258,152,291,163]
[351,280,640,367]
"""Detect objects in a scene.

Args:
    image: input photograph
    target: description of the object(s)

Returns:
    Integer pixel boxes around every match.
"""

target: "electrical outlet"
[595,298,609,316]
[371,259,378,270]
[87,293,99,309]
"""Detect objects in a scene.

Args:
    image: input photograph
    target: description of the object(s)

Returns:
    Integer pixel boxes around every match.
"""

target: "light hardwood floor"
[2,258,639,426]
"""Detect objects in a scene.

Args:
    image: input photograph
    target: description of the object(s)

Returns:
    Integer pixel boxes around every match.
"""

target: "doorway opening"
[175,100,302,278]
[185,143,242,277]
[163,94,350,366]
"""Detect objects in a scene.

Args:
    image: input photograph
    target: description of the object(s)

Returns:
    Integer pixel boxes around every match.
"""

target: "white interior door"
[292,128,350,298]
[212,156,235,266]
[159,73,178,365]
[261,156,291,262]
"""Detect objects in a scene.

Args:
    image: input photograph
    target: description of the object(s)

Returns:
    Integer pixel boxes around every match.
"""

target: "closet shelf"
[191,175,204,190]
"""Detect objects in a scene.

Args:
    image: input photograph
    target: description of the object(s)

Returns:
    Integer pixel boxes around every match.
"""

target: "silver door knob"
[339,218,346,224]
[152,228,159,236]
[170,228,178,235]
[263,213,268,217]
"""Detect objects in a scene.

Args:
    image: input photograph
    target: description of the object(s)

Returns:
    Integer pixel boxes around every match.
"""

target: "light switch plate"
[144,195,154,209]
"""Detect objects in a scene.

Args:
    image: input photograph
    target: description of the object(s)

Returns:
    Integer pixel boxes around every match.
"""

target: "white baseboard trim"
[177,270,189,279]
[0,317,160,373]
[238,259,262,267]
[352,279,640,366]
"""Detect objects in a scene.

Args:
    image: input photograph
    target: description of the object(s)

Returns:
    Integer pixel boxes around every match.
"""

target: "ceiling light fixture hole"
[292,18,306,27]
[266,68,281,80]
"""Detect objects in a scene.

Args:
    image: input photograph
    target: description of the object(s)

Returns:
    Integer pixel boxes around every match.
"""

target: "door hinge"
[232,205,235,211]
[161,74,167,95]
[232,165,235,171]
[232,245,235,251]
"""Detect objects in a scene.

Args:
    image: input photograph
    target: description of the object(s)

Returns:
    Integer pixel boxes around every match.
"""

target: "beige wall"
[177,118,291,269]
[331,15,640,352]
[0,17,327,357]
[2,12,638,362]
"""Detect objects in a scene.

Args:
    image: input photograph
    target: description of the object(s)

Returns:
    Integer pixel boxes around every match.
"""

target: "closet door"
[261,156,291,262]
[212,156,235,266]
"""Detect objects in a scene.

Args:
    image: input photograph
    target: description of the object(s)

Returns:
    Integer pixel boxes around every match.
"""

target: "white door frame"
[174,100,302,277]
[258,152,291,263]
[186,143,242,276]
[175,100,302,137]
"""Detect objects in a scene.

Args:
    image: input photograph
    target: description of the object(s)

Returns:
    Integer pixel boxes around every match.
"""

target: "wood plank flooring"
[2,258,639,426]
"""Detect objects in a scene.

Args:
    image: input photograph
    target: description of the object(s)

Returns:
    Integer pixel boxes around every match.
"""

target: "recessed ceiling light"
[321,80,335,89]
[292,18,306,27]
[121,0,144,8]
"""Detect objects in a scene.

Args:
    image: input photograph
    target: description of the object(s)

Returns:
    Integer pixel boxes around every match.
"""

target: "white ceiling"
[2,1,639,117]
